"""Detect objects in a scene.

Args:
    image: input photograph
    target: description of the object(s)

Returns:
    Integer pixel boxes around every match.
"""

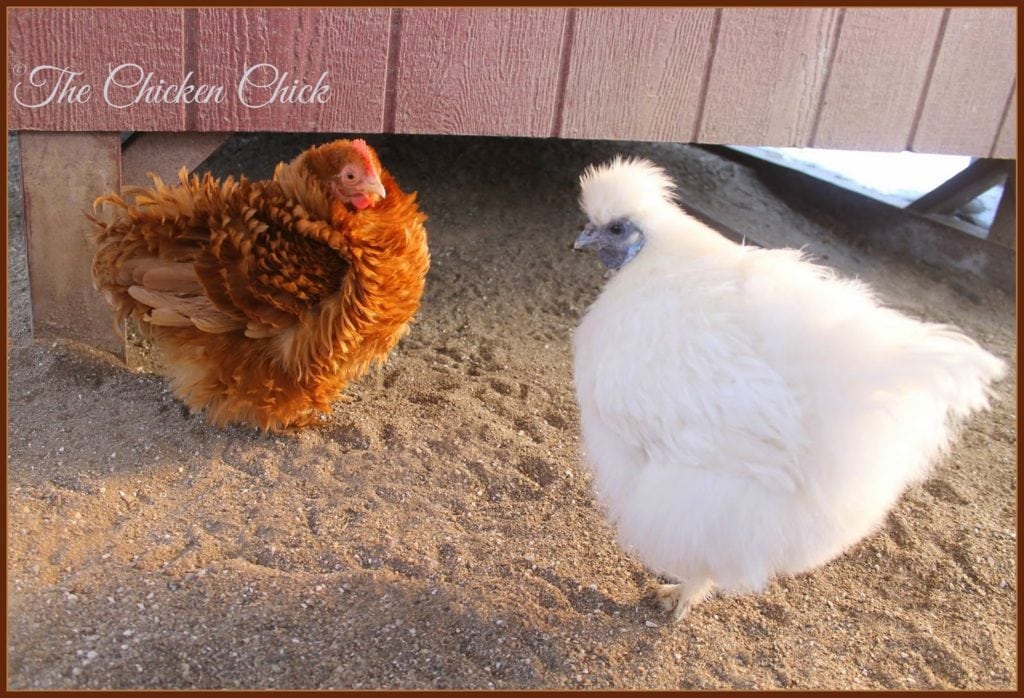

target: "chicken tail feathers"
[904,326,1006,418]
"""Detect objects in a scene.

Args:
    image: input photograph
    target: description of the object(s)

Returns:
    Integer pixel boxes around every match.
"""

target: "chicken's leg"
[656,579,713,622]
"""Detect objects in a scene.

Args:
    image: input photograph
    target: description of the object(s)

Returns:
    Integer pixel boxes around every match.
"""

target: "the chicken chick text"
[11,63,331,110]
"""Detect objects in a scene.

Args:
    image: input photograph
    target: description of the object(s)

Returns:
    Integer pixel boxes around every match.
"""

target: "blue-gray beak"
[574,223,599,251]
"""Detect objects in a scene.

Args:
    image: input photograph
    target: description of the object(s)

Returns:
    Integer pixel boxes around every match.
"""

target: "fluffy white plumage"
[572,157,1006,620]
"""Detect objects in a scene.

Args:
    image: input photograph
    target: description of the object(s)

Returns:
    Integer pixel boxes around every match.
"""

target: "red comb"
[351,138,377,174]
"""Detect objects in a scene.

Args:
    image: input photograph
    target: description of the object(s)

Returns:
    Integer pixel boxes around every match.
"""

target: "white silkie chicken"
[571,157,1006,622]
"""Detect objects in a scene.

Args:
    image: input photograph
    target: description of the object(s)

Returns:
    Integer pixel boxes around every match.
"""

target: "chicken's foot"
[656,579,713,622]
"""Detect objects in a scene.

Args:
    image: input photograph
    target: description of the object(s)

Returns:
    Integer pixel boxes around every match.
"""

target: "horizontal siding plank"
[393,8,566,137]
[192,8,390,132]
[913,8,1017,156]
[8,8,184,130]
[698,8,842,147]
[560,8,717,142]
[814,8,944,152]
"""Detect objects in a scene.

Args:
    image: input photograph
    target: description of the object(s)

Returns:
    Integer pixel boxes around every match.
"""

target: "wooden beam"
[906,158,1010,215]
[987,169,1016,250]
[121,132,231,188]
[19,132,124,356]
[706,145,1014,291]
[916,212,988,240]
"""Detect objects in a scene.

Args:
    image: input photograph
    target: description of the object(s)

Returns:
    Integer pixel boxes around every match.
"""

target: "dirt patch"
[6,133,1016,689]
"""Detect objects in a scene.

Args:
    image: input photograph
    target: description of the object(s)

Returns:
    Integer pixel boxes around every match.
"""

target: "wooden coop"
[7,7,1017,357]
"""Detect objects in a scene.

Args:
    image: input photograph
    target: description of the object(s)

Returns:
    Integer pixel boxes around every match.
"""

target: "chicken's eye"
[345,172,356,181]
[609,222,624,235]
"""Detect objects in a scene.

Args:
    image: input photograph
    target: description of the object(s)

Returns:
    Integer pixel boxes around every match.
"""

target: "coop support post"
[18,131,125,357]
[987,168,1016,250]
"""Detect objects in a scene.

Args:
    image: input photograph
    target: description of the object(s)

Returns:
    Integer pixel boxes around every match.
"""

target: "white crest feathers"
[579,156,678,225]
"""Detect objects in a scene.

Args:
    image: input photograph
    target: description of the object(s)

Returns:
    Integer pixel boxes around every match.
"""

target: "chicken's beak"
[370,176,386,199]
[573,223,599,251]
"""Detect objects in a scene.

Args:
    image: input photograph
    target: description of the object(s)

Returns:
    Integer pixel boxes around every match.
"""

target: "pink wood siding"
[697,8,842,147]
[812,8,945,152]
[912,8,1018,157]
[7,7,1017,158]
[391,8,567,137]
[192,8,390,132]
[8,8,185,130]
[994,87,1017,159]
[560,8,717,142]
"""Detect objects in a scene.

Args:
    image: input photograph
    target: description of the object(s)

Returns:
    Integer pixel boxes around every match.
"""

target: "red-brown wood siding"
[7,7,1017,157]
[191,8,391,132]
[911,8,1018,157]
[9,8,185,130]
[698,8,842,147]
[560,8,717,143]
[391,8,567,137]
[812,8,946,153]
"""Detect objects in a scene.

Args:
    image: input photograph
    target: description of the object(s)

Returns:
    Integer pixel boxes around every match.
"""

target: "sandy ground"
[6,133,1017,689]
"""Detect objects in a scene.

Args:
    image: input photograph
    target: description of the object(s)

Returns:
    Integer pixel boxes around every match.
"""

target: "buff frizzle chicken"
[571,157,1006,622]
[90,139,429,432]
